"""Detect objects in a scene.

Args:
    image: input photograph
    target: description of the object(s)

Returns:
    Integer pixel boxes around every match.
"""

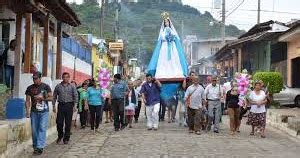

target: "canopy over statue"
[147,12,188,81]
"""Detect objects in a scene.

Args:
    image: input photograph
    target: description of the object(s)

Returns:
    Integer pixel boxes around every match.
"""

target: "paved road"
[20,115,300,158]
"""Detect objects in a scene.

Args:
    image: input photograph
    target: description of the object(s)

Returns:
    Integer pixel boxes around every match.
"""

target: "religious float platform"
[156,78,185,82]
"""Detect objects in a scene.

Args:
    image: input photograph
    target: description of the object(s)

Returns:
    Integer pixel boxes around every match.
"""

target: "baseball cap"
[32,72,42,79]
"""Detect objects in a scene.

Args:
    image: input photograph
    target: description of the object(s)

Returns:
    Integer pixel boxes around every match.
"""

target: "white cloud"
[182,0,300,30]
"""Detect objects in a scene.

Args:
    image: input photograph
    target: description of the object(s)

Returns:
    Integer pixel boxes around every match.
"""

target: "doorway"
[0,22,10,84]
[292,57,300,88]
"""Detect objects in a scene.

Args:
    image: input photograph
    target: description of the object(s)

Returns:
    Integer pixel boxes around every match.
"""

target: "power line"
[239,9,300,15]
[227,0,243,13]
[226,0,245,18]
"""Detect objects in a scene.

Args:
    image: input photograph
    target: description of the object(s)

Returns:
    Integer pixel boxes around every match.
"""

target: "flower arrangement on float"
[97,61,111,98]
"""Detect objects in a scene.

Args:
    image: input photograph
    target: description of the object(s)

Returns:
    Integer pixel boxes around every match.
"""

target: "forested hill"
[69,1,245,64]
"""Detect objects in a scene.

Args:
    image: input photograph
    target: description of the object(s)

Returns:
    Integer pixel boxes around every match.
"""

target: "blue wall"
[62,37,92,63]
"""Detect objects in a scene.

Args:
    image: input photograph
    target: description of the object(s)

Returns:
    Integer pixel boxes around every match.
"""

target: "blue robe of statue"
[147,19,188,101]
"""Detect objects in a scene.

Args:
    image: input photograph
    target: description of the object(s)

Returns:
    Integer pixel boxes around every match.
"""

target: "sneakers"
[33,148,43,155]
[120,126,126,130]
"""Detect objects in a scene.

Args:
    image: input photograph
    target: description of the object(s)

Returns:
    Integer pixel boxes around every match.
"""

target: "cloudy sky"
[182,0,300,30]
[67,0,300,31]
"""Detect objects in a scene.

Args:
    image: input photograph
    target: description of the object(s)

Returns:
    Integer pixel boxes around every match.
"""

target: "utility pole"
[114,0,119,40]
[257,0,261,24]
[100,0,105,38]
[221,0,226,46]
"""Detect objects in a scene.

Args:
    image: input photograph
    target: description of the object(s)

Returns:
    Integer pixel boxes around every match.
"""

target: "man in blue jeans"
[25,72,52,155]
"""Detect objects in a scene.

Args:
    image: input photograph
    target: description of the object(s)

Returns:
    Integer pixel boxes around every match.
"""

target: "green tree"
[69,1,244,67]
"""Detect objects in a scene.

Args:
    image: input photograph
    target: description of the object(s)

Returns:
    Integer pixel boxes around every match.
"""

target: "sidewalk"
[267,108,300,138]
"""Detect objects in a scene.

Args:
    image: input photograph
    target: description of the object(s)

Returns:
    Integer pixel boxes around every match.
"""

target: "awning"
[2,0,38,13]
[279,26,300,42]
[38,0,80,27]
[1,0,80,27]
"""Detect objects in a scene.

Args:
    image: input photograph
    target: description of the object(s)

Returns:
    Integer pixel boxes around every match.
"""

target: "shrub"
[253,72,283,94]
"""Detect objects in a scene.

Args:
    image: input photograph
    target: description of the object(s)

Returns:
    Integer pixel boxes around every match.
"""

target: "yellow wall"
[92,45,100,79]
[92,45,114,79]
[102,54,113,68]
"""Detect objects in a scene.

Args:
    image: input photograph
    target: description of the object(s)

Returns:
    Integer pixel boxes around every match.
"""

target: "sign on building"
[109,42,124,51]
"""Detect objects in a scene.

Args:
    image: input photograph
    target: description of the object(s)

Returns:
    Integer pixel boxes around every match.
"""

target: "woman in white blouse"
[247,81,268,138]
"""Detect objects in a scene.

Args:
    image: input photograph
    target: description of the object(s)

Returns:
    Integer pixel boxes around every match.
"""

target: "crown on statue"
[161,11,170,20]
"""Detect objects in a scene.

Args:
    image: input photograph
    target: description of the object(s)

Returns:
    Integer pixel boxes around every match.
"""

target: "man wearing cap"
[25,72,53,155]
[204,75,224,133]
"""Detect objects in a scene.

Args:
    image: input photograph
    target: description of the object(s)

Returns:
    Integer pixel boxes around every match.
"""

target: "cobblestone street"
[19,115,300,158]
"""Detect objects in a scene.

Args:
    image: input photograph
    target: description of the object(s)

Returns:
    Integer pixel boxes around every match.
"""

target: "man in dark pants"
[110,74,129,131]
[159,99,167,121]
[53,72,78,144]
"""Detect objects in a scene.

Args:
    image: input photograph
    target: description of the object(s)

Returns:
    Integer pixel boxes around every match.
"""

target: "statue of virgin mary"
[147,12,188,80]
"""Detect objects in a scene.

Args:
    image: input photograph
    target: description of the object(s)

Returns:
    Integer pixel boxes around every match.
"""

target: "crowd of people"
[24,70,269,155]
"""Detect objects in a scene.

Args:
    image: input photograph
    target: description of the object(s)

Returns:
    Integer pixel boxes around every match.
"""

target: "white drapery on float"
[147,12,188,101]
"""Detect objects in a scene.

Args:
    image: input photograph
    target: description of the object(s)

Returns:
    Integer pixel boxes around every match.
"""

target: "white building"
[183,36,237,75]
[187,37,237,66]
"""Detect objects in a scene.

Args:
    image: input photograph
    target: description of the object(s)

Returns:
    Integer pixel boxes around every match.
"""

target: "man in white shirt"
[204,76,224,133]
[185,76,205,135]
[134,79,143,123]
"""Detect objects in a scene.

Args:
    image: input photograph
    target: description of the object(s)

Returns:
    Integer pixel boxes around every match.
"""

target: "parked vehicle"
[273,85,300,107]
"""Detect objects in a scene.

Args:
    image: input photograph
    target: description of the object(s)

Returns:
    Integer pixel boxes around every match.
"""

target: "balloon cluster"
[98,68,110,89]
[234,69,252,106]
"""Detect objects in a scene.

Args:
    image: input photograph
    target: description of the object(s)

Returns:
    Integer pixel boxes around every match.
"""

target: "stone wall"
[267,109,300,139]
[0,84,10,120]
